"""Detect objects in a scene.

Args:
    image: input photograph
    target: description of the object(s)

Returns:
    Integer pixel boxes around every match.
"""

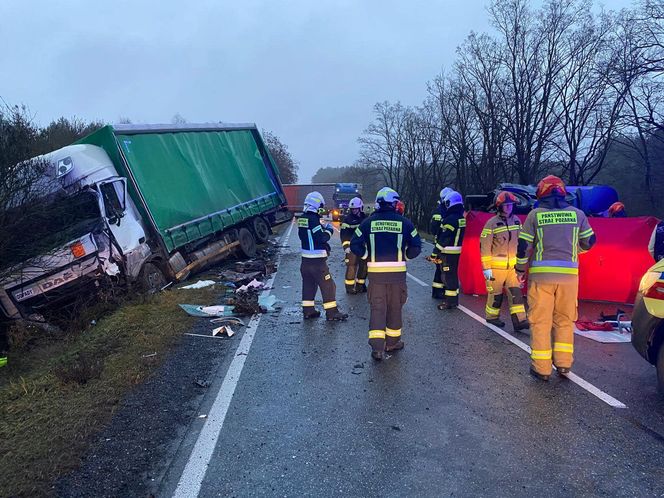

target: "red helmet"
[536,175,567,199]
[495,191,518,208]
[608,202,625,217]
[396,200,405,215]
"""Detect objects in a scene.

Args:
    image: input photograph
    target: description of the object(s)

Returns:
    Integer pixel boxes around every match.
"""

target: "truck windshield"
[0,189,102,270]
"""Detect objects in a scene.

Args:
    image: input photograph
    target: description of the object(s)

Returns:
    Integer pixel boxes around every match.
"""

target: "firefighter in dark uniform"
[430,187,453,299]
[340,197,368,294]
[298,191,348,321]
[350,187,422,360]
[431,190,466,310]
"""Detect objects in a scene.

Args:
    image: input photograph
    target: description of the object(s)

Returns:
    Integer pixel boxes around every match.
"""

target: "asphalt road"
[161,221,664,497]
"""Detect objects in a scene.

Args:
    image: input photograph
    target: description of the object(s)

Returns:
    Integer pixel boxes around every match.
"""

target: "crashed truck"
[0,123,291,322]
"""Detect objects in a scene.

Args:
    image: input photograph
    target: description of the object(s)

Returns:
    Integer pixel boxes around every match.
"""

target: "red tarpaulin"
[459,211,660,304]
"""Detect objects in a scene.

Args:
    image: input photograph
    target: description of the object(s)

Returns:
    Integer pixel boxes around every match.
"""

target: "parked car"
[631,259,664,393]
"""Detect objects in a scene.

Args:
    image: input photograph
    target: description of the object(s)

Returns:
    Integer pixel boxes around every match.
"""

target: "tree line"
[342,0,664,228]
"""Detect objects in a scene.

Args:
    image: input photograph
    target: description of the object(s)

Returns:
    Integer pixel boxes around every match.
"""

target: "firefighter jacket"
[430,203,446,238]
[480,213,521,270]
[340,211,366,248]
[515,196,596,282]
[350,208,422,273]
[431,204,466,258]
[298,211,334,258]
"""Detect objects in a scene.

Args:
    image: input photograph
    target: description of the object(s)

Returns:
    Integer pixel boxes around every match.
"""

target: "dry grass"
[0,286,220,497]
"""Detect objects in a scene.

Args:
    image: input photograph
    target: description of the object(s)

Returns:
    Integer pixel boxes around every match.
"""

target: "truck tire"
[138,262,167,294]
[238,228,257,258]
[657,344,664,395]
[251,216,270,244]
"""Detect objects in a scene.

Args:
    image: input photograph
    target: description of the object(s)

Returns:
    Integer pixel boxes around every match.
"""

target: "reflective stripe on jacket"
[340,211,366,247]
[432,204,466,257]
[298,212,333,258]
[516,204,595,281]
[480,214,521,270]
[350,208,422,273]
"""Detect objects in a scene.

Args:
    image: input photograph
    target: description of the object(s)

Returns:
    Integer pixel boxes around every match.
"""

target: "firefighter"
[480,191,529,331]
[350,187,422,360]
[430,187,453,299]
[432,191,466,310]
[516,175,596,381]
[298,191,348,321]
[340,197,368,294]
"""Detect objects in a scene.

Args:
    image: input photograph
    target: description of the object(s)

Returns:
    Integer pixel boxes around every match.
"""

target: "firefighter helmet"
[608,201,626,217]
[348,197,364,209]
[440,187,453,202]
[304,191,325,212]
[495,191,518,208]
[445,191,463,209]
[536,175,567,199]
[375,187,400,205]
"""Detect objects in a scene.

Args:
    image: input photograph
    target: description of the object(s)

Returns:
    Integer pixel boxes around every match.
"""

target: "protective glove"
[483,269,493,281]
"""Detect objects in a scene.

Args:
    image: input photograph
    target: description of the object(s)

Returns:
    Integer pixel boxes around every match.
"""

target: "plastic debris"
[236,279,264,293]
[181,280,216,290]
[179,304,235,317]
[194,379,211,388]
[209,317,246,327]
[258,295,280,312]
[212,325,236,337]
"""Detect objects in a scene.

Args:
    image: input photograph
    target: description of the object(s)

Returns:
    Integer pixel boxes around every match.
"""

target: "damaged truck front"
[0,123,290,322]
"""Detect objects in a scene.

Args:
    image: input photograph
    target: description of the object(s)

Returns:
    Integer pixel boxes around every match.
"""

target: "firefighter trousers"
[485,268,527,327]
[344,252,368,290]
[300,258,339,315]
[442,254,460,306]
[527,280,578,376]
[432,264,445,298]
[367,273,408,352]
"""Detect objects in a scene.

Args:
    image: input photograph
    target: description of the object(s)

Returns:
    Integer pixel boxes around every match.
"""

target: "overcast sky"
[1,0,633,182]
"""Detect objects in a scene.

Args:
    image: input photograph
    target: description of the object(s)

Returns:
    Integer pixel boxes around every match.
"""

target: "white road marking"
[173,221,295,497]
[406,272,627,409]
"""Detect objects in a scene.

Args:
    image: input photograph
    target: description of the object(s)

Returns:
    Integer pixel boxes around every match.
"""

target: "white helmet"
[304,191,325,212]
[445,191,463,209]
[375,187,400,205]
[440,187,453,202]
[349,197,363,209]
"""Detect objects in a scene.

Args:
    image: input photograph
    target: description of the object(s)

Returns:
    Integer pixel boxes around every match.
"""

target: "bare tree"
[262,130,299,184]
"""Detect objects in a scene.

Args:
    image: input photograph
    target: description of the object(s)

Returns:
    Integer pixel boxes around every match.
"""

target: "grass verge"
[0,286,219,497]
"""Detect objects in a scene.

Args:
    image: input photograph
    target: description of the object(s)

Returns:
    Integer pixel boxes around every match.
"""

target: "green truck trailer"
[0,123,291,321]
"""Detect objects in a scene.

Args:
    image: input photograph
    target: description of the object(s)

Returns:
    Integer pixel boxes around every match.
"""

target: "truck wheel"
[138,262,167,294]
[251,217,270,244]
[657,344,664,395]
[238,228,257,258]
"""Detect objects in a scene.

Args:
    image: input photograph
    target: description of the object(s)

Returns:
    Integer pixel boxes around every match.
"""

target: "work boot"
[437,302,457,311]
[514,320,530,332]
[326,309,349,321]
[303,310,321,319]
[385,341,404,352]
[486,317,505,328]
[529,367,549,382]
[345,285,357,295]
[357,283,368,293]
[371,350,384,361]
[556,367,571,375]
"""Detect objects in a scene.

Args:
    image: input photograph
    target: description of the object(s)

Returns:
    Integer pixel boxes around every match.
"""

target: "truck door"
[97,178,146,254]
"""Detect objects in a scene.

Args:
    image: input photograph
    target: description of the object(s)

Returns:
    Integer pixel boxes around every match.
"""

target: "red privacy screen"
[459,211,659,304]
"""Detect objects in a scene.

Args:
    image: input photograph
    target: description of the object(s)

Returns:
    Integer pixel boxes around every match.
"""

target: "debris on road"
[212,325,236,337]
[181,280,217,290]
[179,304,236,317]
[194,379,211,388]
[219,270,263,285]
[236,279,265,293]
